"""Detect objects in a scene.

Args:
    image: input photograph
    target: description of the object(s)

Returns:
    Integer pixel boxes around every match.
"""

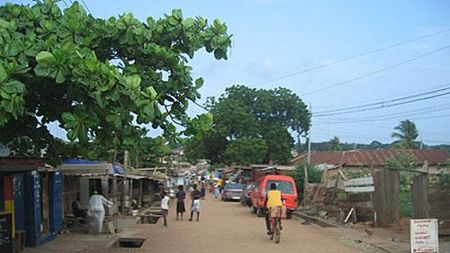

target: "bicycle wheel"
[274,220,281,244]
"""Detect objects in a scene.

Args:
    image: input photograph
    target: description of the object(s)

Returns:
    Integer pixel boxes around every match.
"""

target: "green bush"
[288,163,322,201]
[437,172,450,188]
[399,191,412,218]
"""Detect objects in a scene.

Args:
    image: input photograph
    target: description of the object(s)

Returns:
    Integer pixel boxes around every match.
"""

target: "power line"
[300,44,450,97]
[313,92,450,117]
[314,84,450,115]
[80,0,92,15]
[316,111,450,124]
[318,103,450,120]
[314,128,382,139]
[314,89,450,117]
[61,0,69,8]
[192,100,208,111]
[315,105,450,122]
[317,105,450,122]
[252,28,450,86]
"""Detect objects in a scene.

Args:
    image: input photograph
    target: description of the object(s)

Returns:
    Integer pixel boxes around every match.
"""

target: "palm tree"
[391,120,418,149]
[328,136,342,151]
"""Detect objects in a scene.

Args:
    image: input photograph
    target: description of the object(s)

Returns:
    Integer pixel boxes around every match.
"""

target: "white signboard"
[410,219,439,253]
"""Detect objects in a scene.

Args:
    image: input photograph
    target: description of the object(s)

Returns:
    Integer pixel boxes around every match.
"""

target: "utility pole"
[307,103,312,165]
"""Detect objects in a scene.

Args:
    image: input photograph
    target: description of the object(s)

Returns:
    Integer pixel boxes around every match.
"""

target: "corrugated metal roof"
[0,157,45,167]
[289,149,450,167]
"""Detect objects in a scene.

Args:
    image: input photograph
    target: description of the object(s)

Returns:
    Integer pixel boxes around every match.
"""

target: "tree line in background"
[299,120,449,153]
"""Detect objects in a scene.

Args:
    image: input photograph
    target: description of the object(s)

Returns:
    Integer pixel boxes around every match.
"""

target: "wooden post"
[112,177,118,213]
[80,177,90,209]
[411,161,429,219]
[303,164,309,206]
[138,180,143,207]
[128,179,134,214]
[373,169,400,227]
[124,150,130,171]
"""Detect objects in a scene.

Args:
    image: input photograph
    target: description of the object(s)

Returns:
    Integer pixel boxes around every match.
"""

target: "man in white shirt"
[160,192,170,227]
[88,191,113,234]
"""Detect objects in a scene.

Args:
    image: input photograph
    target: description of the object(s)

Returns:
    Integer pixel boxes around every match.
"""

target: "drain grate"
[115,238,145,248]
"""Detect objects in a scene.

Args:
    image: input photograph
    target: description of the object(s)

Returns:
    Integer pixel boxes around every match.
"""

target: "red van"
[250,174,297,218]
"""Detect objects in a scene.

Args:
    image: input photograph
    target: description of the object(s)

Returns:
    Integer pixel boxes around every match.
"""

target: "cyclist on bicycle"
[264,183,283,235]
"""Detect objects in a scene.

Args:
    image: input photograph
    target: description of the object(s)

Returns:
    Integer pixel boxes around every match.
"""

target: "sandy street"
[116,193,362,253]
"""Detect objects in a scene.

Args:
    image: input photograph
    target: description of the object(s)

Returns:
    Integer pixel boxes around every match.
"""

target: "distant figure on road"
[209,175,214,193]
[189,184,201,222]
[175,185,186,221]
[217,177,224,193]
[88,191,113,234]
[200,181,207,200]
[161,192,170,227]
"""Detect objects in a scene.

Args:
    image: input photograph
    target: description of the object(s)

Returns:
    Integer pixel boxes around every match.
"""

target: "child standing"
[175,185,186,220]
[160,192,170,227]
[189,184,201,222]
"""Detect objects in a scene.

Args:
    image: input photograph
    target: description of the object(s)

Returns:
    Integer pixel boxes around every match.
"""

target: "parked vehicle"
[221,182,245,201]
[240,182,255,206]
[250,175,297,218]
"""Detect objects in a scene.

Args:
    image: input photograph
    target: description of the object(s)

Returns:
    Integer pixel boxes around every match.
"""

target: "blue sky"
[5,0,450,145]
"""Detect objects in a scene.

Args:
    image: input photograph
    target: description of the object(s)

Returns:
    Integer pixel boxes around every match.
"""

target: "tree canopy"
[391,120,419,149]
[186,85,310,165]
[328,136,342,151]
[0,1,231,163]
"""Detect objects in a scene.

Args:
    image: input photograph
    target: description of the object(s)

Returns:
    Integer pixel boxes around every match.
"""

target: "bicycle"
[268,206,283,244]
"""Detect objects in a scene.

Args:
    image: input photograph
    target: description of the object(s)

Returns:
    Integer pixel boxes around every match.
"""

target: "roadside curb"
[293,211,337,228]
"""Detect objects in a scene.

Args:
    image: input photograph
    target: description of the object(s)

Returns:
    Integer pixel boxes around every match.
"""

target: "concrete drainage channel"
[113,237,146,248]
[293,212,337,228]
[140,211,161,224]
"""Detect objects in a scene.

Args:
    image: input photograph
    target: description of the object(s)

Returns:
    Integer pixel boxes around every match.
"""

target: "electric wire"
[316,111,450,124]
[252,28,450,86]
[314,91,450,117]
[80,0,92,15]
[314,84,450,115]
[300,45,450,97]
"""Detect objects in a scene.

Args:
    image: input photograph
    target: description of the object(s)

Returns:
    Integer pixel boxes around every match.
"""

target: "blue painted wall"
[49,171,62,233]
[13,173,25,231]
[24,171,41,247]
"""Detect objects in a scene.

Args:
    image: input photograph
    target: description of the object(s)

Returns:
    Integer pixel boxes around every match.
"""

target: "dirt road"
[117,194,362,253]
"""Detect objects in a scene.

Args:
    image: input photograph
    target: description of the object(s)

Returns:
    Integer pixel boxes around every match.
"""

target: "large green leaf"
[0,64,7,83]
[62,112,77,123]
[55,70,65,83]
[125,74,141,89]
[194,77,204,89]
[145,86,157,99]
[36,51,55,65]
[34,64,51,76]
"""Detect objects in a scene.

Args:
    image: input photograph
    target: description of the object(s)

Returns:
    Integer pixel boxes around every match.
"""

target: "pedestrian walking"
[217,177,224,194]
[88,191,113,234]
[161,192,170,227]
[200,181,206,200]
[175,185,186,220]
[189,184,201,222]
